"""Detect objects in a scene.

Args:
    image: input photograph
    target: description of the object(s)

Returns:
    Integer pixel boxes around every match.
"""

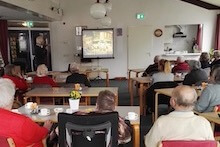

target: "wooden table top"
[17,105,140,125]
[131,75,184,84]
[128,69,145,73]
[25,87,118,97]
[199,112,220,125]
[155,87,202,97]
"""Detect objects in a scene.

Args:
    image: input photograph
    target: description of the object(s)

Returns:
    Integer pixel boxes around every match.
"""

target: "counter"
[161,53,201,60]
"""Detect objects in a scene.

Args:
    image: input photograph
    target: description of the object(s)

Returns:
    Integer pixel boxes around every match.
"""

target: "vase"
[69,98,80,110]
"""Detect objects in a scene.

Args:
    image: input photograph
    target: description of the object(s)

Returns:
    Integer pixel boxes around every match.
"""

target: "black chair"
[145,81,178,113]
[58,112,119,147]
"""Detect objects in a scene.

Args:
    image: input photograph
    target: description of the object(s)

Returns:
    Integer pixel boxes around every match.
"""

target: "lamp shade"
[90,3,106,19]
[100,16,111,27]
[104,2,112,12]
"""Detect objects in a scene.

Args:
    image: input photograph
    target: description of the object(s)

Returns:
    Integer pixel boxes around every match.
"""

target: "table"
[27,68,109,87]
[24,87,118,105]
[17,105,140,147]
[129,77,152,115]
[154,88,201,121]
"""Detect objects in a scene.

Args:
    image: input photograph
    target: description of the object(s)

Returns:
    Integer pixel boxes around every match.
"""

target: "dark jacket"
[183,69,208,86]
[211,59,220,68]
[66,73,91,87]
[200,61,210,69]
[143,63,159,76]
[35,45,47,66]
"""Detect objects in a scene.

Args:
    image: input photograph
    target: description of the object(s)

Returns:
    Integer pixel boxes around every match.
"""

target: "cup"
[66,108,74,114]
[27,77,33,81]
[128,112,138,120]
[40,108,50,116]
[25,102,34,109]
[54,108,64,114]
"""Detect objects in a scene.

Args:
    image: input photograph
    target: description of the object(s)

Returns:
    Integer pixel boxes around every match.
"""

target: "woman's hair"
[188,60,201,70]
[36,64,48,77]
[213,50,220,60]
[69,62,79,73]
[200,52,210,62]
[96,90,116,112]
[159,59,171,73]
[4,64,15,76]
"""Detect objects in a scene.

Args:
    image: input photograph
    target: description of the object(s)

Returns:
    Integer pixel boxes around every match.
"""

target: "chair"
[0,136,15,147]
[158,140,219,147]
[58,112,119,147]
[145,81,178,113]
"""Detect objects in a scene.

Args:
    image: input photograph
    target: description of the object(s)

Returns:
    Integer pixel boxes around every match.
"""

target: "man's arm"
[194,87,212,112]
[145,120,161,147]
[21,118,49,144]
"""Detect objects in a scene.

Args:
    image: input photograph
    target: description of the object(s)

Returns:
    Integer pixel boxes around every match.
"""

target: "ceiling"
[0,5,45,21]
[181,0,220,10]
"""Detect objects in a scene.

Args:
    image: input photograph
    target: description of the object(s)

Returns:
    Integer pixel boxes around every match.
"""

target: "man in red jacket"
[2,64,28,91]
[0,79,52,147]
[172,56,190,73]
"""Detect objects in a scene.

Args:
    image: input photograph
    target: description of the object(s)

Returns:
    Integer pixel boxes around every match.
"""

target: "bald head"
[177,56,185,63]
[154,56,160,63]
[171,85,197,110]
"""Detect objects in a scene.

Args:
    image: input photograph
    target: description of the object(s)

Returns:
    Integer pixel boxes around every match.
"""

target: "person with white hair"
[35,35,47,68]
[172,56,190,73]
[143,55,160,76]
[66,62,91,87]
[211,50,220,68]
[33,64,57,87]
[145,85,214,147]
[183,60,208,86]
[0,79,52,146]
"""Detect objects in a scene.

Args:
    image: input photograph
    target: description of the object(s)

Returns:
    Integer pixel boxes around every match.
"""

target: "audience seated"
[33,64,58,87]
[183,60,208,86]
[152,59,174,84]
[211,50,220,68]
[2,64,28,91]
[200,52,210,69]
[0,79,53,146]
[145,85,214,147]
[49,90,131,146]
[195,67,220,112]
[172,56,189,73]
[66,62,91,87]
[143,55,160,76]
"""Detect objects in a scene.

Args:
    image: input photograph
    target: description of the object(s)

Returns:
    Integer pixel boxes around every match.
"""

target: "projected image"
[82,29,114,59]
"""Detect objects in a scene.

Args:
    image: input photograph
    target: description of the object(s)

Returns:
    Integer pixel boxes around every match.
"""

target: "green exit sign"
[136,13,145,20]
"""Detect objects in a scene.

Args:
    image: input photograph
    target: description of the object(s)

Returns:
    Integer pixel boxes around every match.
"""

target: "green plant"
[70,90,81,99]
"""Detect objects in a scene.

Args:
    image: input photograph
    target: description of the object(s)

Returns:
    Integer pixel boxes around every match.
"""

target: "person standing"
[35,35,47,68]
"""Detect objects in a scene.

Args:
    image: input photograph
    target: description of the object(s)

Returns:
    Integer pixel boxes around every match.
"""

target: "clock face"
[154,29,163,37]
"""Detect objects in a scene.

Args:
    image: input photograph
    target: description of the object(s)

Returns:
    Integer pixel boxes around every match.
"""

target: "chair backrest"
[58,112,119,147]
[0,136,15,147]
[158,140,218,147]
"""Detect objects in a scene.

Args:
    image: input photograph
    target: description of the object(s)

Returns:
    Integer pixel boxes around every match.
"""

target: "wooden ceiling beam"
[181,0,220,10]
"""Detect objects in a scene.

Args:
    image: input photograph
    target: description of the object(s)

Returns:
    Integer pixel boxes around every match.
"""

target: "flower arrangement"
[70,90,81,99]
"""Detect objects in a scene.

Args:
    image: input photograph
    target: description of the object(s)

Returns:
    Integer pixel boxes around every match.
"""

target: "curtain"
[215,14,220,50]
[0,20,8,65]
[196,24,203,51]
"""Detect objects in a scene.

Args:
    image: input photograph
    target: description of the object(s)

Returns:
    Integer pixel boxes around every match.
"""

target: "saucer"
[125,115,138,120]
[38,113,50,116]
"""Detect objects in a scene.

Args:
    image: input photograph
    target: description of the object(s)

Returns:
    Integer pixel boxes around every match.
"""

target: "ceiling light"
[100,15,111,27]
[90,0,106,19]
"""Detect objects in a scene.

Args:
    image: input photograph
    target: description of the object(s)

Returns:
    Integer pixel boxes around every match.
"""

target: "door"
[8,30,32,72]
[128,26,153,69]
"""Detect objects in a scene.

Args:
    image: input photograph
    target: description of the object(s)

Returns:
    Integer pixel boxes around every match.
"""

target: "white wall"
[0,0,61,20]
[50,0,218,79]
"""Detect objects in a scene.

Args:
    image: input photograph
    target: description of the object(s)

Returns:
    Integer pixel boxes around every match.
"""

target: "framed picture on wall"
[75,26,87,36]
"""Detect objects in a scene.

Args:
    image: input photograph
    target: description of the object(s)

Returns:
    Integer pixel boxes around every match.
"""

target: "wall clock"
[154,29,163,37]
